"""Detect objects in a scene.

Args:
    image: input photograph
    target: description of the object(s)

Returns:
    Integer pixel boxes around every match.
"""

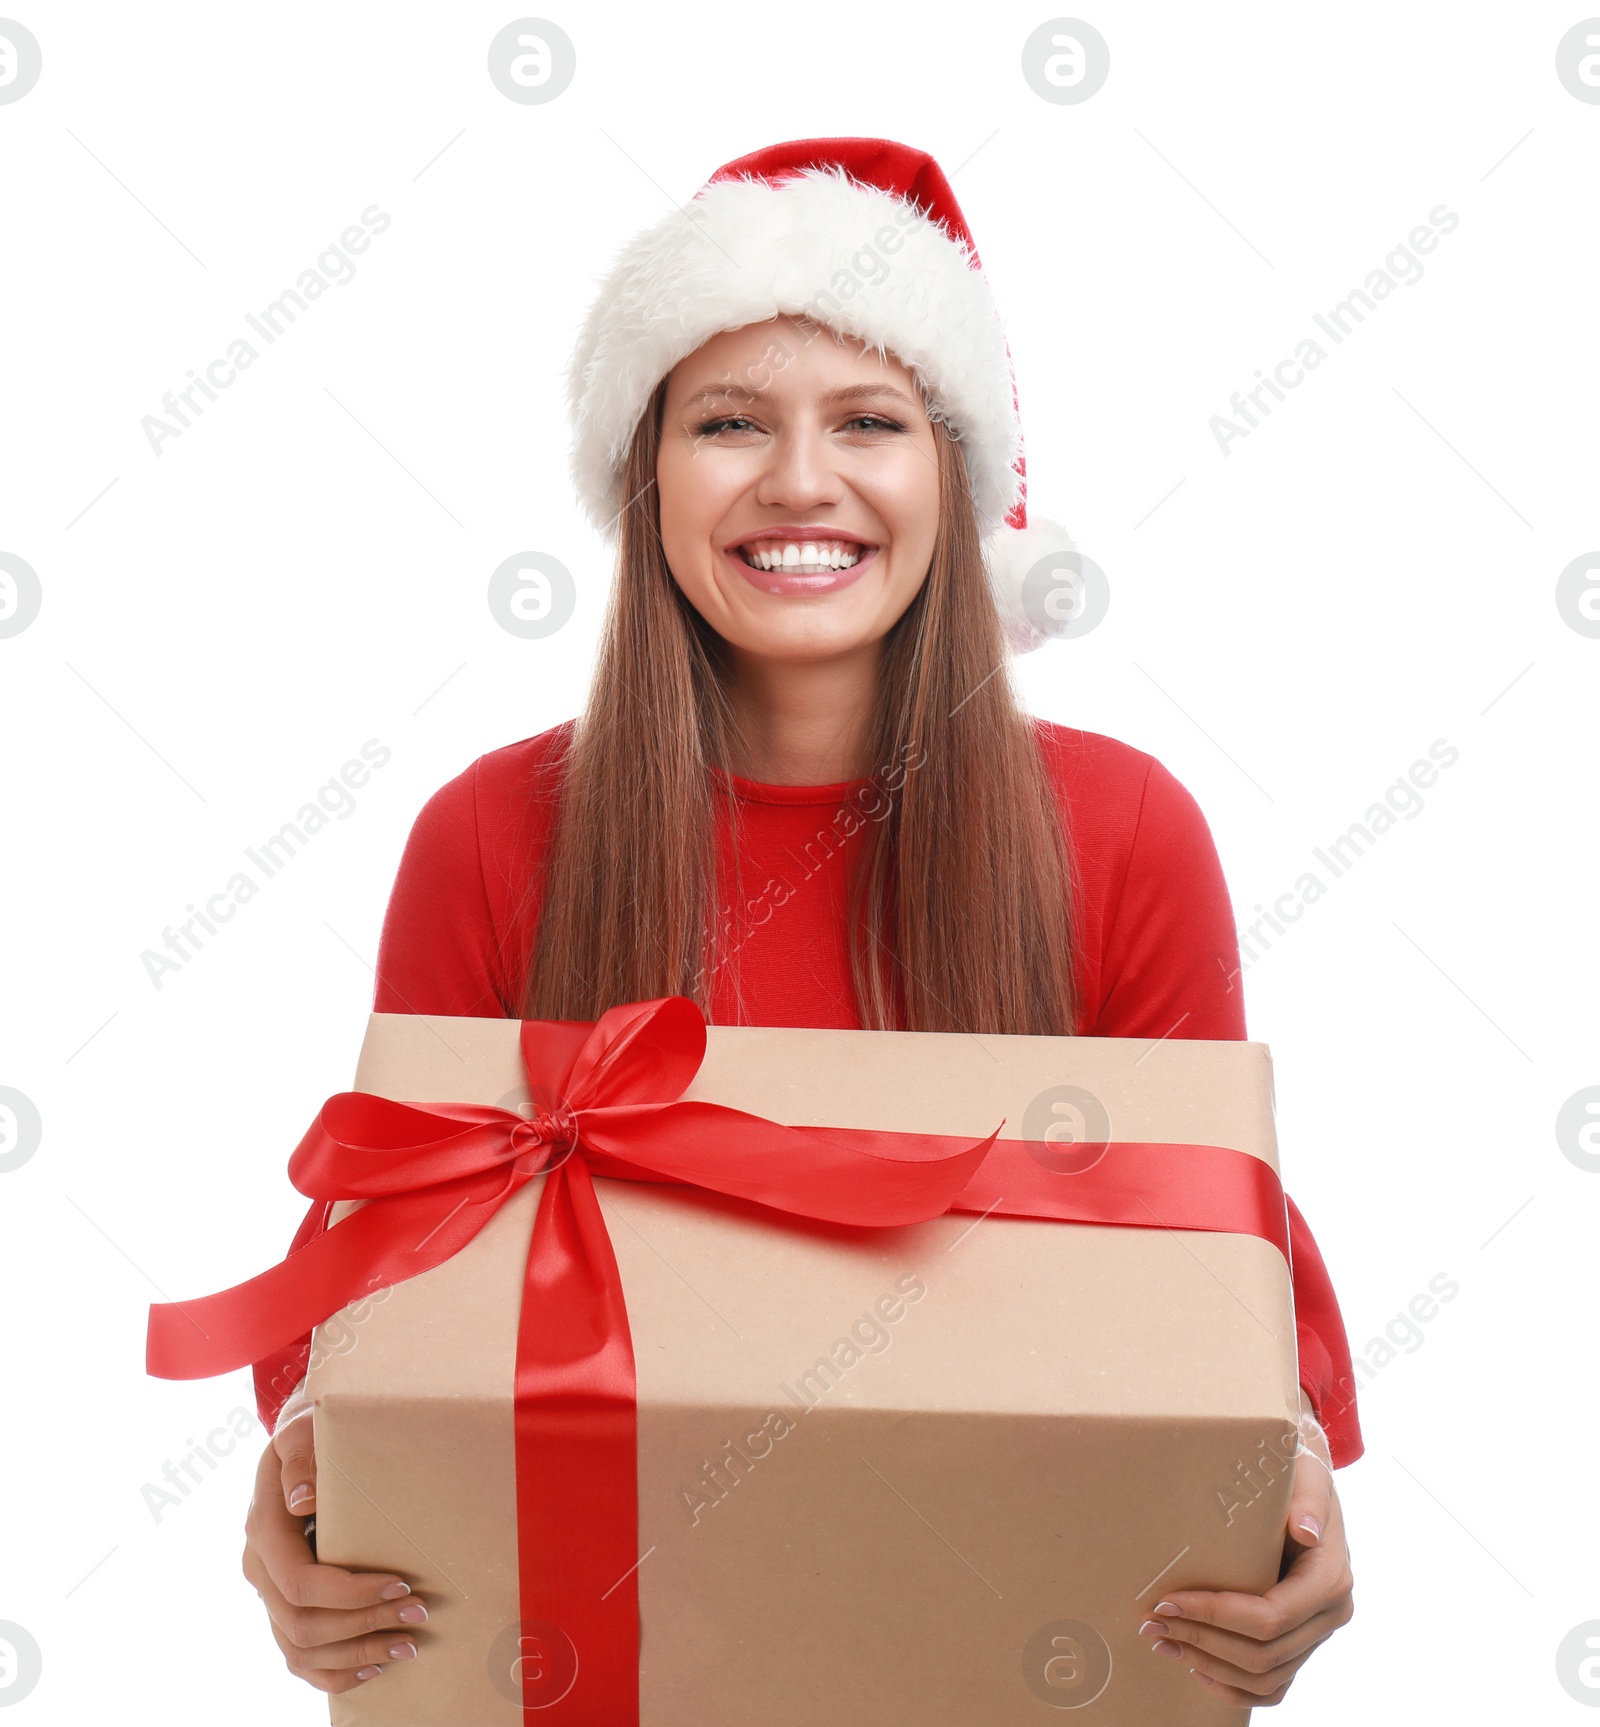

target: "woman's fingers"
[1145,1540,1353,1705]
[247,1540,428,1655]
[261,1604,394,1694]
[1152,1528,1353,1650]
[1161,1632,1332,1708]
[241,1443,419,1630]
[1146,1596,1348,1697]
[1154,1450,1352,1637]
[1284,1409,1335,1550]
[247,1544,423,1691]
[242,1439,426,1695]
[1142,1450,1354,1707]
[276,1413,317,1517]
[243,1544,426,1696]
[1147,1478,1361,1706]
[246,1441,412,1612]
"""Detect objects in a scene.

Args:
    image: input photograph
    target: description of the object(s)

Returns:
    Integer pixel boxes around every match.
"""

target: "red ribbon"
[146,996,1290,1723]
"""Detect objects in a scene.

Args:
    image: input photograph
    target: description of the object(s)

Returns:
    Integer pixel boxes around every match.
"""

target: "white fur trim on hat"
[566,165,1023,543]
[983,516,1082,654]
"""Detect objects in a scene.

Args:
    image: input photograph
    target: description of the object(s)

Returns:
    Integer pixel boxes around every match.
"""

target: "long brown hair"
[521,377,1081,1036]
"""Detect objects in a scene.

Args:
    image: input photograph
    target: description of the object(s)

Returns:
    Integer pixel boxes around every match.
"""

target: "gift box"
[287,1005,1301,1726]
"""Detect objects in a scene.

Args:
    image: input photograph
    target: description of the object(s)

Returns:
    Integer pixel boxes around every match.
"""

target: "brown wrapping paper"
[305,1014,1301,1725]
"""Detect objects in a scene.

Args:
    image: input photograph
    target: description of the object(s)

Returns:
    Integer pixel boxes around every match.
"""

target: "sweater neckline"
[710,764,872,807]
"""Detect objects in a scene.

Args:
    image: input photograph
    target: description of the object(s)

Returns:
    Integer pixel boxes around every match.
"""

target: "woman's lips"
[722,543,879,596]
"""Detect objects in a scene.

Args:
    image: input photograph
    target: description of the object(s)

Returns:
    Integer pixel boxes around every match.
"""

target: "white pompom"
[981,515,1081,655]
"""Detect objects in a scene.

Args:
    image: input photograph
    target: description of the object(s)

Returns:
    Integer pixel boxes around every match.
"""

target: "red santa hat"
[566,136,1076,654]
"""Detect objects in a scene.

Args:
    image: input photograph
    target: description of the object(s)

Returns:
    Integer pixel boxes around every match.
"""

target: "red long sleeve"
[1062,744,1363,1465]
[318,718,1364,1468]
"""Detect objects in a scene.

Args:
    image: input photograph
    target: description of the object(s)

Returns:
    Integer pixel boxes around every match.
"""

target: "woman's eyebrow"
[682,383,920,410]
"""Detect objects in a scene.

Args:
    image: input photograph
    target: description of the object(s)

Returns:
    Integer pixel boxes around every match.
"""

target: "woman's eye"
[692,413,907,436]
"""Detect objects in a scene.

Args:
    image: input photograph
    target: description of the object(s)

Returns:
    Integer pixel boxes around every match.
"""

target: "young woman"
[240,139,1360,1710]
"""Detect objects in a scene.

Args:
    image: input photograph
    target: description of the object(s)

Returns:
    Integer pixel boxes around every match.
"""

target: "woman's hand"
[1137,1401,1355,1707]
[240,1397,429,1694]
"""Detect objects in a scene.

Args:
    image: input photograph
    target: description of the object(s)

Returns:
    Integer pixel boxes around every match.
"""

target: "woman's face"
[656,316,941,666]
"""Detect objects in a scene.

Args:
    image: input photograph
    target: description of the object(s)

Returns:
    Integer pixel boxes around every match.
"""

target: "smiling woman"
[241,137,1362,1709]
[534,302,1081,1034]
[661,330,938,629]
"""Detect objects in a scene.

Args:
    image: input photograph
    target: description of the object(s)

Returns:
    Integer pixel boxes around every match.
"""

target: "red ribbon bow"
[146,995,1291,1724]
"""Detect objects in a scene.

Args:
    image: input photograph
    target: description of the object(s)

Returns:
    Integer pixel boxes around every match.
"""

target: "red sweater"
[366,718,1364,1468]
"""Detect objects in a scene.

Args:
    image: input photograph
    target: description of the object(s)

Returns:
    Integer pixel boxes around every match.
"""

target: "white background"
[2,1,1597,1720]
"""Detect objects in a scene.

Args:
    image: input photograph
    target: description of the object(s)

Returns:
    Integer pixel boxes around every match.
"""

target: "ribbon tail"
[251,1197,332,1431]
[514,1156,639,1724]
[146,1180,520,1381]
[580,1103,1004,1227]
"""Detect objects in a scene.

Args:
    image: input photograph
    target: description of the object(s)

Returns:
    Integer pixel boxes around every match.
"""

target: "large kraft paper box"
[306,1013,1301,1726]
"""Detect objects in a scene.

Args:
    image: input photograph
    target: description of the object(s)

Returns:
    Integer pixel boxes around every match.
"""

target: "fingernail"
[1191,1670,1216,1687]
[1297,1513,1322,1542]
[396,1602,428,1624]
[379,1581,412,1600]
[386,1642,417,1661]
[356,1665,382,1681]
[1152,1639,1183,1659]
[287,1483,315,1510]
[1153,1600,1181,1617]
[1138,1619,1165,1637]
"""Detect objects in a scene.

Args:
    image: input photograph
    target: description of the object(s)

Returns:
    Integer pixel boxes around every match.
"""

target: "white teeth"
[738,540,866,573]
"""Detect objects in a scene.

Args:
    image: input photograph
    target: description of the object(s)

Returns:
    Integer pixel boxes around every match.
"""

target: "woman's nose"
[754,429,846,509]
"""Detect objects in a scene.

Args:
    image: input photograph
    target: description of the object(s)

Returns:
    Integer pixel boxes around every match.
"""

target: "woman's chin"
[723,606,896,665]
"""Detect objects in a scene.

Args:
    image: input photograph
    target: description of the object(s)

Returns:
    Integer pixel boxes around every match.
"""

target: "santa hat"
[566,136,1075,654]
